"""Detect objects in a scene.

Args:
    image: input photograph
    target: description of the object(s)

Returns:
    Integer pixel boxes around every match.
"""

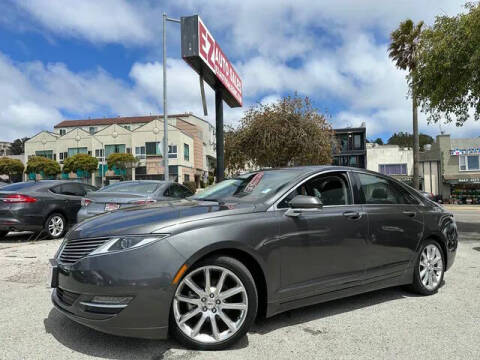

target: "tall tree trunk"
[412,90,420,190]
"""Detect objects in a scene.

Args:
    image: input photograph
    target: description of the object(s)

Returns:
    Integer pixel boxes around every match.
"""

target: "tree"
[389,19,424,189]
[412,3,480,125]
[387,132,434,150]
[9,137,30,155]
[0,157,24,181]
[225,95,334,173]
[373,138,384,145]
[63,154,98,181]
[26,156,61,178]
[106,153,138,180]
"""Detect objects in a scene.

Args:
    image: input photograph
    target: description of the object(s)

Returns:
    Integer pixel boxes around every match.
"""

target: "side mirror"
[285,195,322,217]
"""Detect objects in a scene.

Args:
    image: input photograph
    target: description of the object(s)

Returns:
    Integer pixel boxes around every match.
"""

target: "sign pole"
[162,13,169,182]
[215,88,224,182]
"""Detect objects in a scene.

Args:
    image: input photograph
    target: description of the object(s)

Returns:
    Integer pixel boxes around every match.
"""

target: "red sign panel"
[197,17,242,106]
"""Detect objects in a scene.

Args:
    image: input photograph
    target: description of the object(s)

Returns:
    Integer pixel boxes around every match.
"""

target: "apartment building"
[24,114,216,186]
[332,126,367,168]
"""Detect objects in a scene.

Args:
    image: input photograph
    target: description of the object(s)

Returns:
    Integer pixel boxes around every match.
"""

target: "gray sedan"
[77,180,193,222]
[51,166,458,350]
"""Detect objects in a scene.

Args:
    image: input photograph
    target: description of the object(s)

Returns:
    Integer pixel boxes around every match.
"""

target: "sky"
[0,0,478,142]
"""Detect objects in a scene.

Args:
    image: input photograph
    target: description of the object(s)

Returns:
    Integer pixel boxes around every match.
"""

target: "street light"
[163,13,180,182]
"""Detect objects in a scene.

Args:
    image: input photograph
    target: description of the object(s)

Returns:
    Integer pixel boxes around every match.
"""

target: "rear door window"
[356,173,416,205]
[53,183,86,196]
[166,184,193,198]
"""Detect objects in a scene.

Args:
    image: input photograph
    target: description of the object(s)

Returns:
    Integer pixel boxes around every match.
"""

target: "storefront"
[446,176,480,204]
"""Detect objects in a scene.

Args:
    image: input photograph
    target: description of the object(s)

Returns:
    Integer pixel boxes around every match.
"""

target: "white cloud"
[15,0,152,44]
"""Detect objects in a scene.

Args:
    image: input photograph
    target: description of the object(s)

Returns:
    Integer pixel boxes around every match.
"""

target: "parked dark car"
[0,180,98,239]
[77,180,194,222]
[50,167,458,350]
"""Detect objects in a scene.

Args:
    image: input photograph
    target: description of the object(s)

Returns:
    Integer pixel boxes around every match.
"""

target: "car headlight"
[89,234,169,255]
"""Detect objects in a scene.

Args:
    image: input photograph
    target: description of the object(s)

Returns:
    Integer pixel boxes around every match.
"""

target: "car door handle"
[343,211,361,220]
[402,211,416,218]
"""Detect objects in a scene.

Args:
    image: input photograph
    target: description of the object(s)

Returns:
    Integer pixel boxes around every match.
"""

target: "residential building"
[332,126,367,168]
[24,114,216,186]
[366,143,413,183]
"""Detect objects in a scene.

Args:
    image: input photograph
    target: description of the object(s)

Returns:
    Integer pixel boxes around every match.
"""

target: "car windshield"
[98,182,161,194]
[0,182,39,191]
[192,169,305,202]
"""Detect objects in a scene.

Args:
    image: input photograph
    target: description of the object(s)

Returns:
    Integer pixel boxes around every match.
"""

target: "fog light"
[91,296,133,305]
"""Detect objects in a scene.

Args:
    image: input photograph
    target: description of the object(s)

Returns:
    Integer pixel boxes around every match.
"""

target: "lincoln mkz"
[50,166,458,350]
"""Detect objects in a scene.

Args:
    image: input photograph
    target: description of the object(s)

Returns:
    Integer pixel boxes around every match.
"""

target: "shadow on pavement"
[251,286,416,335]
[44,307,249,359]
[0,231,52,244]
[44,286,416,358]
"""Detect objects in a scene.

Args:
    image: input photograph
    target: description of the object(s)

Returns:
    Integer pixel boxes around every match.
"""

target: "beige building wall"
[366,144,413,175]
[25,116,199,184]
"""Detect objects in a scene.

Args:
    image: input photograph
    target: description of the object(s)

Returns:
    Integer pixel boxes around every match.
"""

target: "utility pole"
[162,13,180,182]
[215,89,224,182]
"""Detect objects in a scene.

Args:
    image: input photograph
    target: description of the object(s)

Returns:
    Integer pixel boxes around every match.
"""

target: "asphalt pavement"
[1,207,479,359]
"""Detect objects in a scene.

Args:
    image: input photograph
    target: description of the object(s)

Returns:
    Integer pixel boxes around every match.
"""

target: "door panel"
[361,204,423,279]
[275,171,369,301]
[277,205,368,301]
[353,172,424,280]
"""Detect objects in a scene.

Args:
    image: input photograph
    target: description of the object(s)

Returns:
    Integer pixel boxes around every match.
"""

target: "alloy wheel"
[48,216,64,237]
[419,244,443,291]
[173,265,248,344]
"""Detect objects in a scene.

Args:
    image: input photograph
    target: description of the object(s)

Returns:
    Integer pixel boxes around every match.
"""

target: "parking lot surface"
[1,207,479,359]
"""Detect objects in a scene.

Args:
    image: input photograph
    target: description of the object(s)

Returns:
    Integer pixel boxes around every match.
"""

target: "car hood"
[67,199,257,239]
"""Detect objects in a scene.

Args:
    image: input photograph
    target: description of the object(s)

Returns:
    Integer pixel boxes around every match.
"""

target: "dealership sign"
[181,15,242,107]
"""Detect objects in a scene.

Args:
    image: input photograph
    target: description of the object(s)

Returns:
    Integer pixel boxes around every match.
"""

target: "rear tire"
[170,256,258,350]
[44,213,67,239]
[408,239,445,295]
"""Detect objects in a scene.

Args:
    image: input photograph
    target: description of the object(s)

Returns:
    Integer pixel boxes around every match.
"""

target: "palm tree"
[388,19,424,190]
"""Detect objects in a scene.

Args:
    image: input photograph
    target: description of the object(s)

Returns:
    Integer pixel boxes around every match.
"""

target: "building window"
[105,144,126,157]
[354,134,362,150]
[135,146,146,159]
[123,125,131,131]
[459,155,480,171]
[89,127,97,135]
[146,142,162,156]
[184,174,190,182]
[379,164,407,175]
[35,150,53,159]
[68,147,88,157]
[168,145,177,159]
[59,129,66,136]
[95,149,104,158]
[126,147,131,154]
[184,143,190,161]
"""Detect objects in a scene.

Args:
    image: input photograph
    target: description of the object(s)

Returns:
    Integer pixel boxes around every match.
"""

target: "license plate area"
[105,203,120,211]
[49,259,58,288]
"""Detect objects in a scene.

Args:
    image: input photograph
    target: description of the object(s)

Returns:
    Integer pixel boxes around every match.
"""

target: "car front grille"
[58,237,109,264]
[56,288,80,306]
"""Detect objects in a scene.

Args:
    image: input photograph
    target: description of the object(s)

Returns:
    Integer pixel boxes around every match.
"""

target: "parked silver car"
[77,180,193,222]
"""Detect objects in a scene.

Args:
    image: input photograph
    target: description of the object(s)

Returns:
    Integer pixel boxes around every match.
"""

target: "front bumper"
[51,239,186,339]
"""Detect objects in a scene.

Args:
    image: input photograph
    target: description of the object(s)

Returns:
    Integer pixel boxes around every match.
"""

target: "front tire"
[44,213,67,239]
[409,239,445,295]
[170,256,258,350]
